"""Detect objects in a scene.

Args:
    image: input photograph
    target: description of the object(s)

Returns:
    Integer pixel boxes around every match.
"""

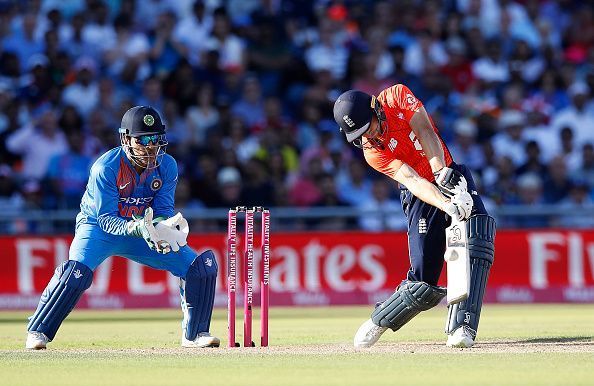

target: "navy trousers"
[399,163,488,286]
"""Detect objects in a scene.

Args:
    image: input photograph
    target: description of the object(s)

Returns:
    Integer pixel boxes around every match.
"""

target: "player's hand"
[127,207,171,254]
[434,167,467,197]
[443,191,473,221]
[155,212,189,252]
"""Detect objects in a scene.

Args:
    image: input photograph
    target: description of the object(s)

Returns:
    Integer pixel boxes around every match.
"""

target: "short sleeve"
[379,84,423,122]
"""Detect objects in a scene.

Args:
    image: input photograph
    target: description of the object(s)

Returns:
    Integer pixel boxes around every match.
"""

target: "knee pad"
[446,215,495,336]
[372,281,446,331]
[180,250,218,340]
[27,260,93,340]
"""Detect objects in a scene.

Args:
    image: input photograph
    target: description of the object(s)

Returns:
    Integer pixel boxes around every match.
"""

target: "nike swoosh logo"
[119,182,131,190]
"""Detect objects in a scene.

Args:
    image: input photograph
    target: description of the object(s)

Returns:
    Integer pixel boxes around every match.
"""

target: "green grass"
[1,305,593,386]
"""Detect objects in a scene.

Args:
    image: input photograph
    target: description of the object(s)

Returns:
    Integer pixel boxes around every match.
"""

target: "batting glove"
[434,167,468,197]
[443,191,473,221]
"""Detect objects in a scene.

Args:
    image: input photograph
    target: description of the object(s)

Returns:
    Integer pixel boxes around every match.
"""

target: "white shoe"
[182,332,221,348]
[26,331,49,350]
[354,319,388,348]
[446,326,475,348]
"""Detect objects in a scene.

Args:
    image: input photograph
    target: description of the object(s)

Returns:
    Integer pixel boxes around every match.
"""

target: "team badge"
[150,177,162,191]
[144,114,155,126]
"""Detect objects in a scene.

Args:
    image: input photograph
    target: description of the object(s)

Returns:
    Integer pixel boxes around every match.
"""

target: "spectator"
[62,57,99,117]
[472,39,510,85]
[448,118,485,172]
[231,76,265,129]
[173,0,214,65]
[6,106,67,181]
[2,13,43,71]
[492,110,528,166]
[516,141,547,178]
[555,178,594,229]
[0,165,25,233]
[214,166,244,208]
[149,10,187,77]
[104,14,150,82]
[511,173,549,228]
[575,143,594,189]
[304,19,348,80]
[204,9,246,73]
[358,179,405,231]
[81,2,116,56]
[542,156,571,204]
[337,159,373,207]
[46,130,92,209]
[551,82,594,148]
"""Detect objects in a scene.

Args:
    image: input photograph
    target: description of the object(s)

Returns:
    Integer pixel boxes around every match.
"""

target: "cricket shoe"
[26,331,49,350]
[354,318,388,348]
[446,326,476,348]
[182,332,221,348]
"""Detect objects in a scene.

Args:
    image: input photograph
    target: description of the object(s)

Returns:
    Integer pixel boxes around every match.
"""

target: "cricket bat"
[444,217,470,305]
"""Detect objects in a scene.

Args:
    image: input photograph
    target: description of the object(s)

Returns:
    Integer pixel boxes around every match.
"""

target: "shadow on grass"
[492,336,594,344]
[0,316,182,324]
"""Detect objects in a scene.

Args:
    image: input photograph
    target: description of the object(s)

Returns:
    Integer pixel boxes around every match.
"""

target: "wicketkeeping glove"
[154,212,189,252]
[127,207,171,254]
[443,190,473,221]
[434,167,468,197]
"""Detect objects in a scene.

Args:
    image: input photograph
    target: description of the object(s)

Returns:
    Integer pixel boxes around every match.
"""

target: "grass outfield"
[1,305,593,386]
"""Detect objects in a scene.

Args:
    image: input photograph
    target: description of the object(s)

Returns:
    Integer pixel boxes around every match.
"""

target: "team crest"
[150,177,162,191]
[143,114,155,126]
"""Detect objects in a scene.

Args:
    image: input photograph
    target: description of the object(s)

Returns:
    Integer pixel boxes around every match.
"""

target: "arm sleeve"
[152,157,177,219]
[92,164,130,236]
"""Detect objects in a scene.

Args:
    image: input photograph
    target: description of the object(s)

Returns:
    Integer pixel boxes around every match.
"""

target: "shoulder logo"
[406,93,416,106]
[143,114,155,126]
[73,269,82,279]
[388,138,398,152]
[150,177,162,191]
[342,115,355,128]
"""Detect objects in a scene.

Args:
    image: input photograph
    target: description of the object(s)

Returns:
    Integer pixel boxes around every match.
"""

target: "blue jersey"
[76,147,178,236]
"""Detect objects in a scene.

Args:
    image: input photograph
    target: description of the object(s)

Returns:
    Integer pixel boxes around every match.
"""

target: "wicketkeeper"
[26,106,219,349]
[333,85,495,348]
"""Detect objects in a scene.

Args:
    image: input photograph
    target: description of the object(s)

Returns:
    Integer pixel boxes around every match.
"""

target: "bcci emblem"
[143,114,155,126]
[150,178,162,191]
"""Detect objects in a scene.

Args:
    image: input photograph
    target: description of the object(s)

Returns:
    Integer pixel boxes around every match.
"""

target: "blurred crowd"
[1,0,594,233]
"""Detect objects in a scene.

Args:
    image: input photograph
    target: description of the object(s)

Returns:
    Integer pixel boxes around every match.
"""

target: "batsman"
[26,106,220,349]
[334,85,495,348]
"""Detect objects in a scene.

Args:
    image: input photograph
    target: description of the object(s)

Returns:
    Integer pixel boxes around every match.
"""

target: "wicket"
[227,206,270,347]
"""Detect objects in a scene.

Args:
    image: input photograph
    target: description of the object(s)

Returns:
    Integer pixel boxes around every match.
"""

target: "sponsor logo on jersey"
[119,181,131,190]
[150,177,162,191]
[397,112,404,120]
[119,196,154,205]
[73,269,82,279]
[342,115,355,128]
[388,138,398,152]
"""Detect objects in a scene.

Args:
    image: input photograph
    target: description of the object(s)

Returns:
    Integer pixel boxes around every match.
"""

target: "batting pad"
[445,215,496,337]
[180,250,218,341]
[372,281,446,331]
[27,260,93,340]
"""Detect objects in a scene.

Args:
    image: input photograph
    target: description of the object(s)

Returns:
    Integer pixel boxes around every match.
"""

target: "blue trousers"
[70,223,197,278]
[400,163,488,286]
